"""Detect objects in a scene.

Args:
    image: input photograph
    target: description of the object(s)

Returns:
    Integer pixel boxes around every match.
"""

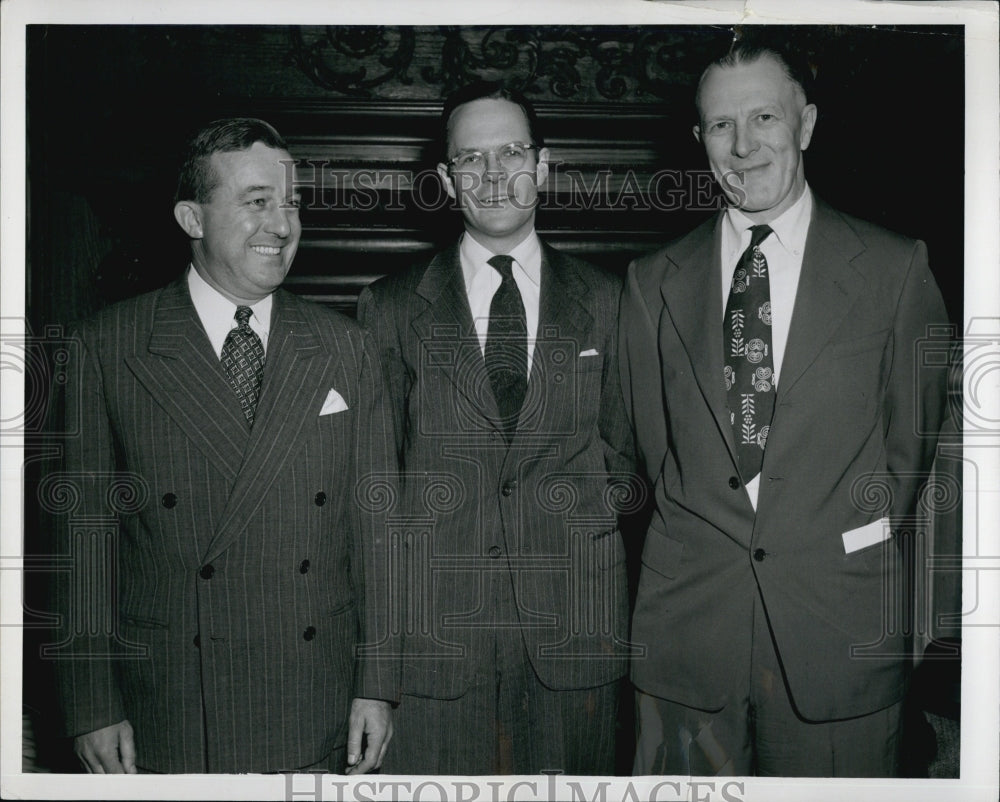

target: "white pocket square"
[841,517,891,554]
[579,348,600,357]
[319,388,349,416]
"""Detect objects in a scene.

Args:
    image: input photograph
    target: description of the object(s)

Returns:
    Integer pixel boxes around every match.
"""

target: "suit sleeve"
[51,324,128,737]
[599,281,637,483]
[618,262,669,485]
[349,327,402,703]
[883,240,949,520]
[357,286,408,463]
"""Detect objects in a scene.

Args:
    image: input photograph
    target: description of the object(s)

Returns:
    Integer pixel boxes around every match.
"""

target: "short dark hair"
[695,39,814,117]
[175,118,288,204]
[440,81,544,159]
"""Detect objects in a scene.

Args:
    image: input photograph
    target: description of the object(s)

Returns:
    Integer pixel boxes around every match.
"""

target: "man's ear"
[174,201,204,239]
[799,104,818,151]
[535,147,550,188]
[692,124,702,144]
[436,163,457,201]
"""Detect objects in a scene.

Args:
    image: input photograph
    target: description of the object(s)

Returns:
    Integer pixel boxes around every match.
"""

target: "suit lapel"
[411,242,503,424]
[124,279,248,480]
[522,243,593,437]
[203,289,340,563]
[659,214,737,459]
[775,200,866,399]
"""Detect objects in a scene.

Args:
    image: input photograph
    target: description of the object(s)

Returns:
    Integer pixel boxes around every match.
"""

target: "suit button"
[488,545,502,559]
[161,493,177,508]
[193,634,200,648]
[501,481,517,497]
[728,476,741,489]
[199,564,215,580]
[753,548,766,562]
[299,559,310,574]
[490,431,500,441]
[314,491,327,506]
[303,626,316,641]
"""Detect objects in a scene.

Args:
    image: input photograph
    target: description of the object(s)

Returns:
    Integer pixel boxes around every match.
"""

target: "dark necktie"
[723,224,775,482]
[221,305,265,426]
[485,254,528,442]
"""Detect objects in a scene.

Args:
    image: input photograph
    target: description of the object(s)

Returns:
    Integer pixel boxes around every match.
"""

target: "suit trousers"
[633,591,902,777]
[384,565,619,775]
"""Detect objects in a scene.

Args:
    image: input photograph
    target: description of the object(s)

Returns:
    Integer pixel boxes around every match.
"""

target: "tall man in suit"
[52,118,397,773]
[358,83,635,774]
[620,43,948,776]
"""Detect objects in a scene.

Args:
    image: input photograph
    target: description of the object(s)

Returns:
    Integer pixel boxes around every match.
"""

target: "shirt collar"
[724,183,813,257]
[460,230,542,289]
[186,265,272,355]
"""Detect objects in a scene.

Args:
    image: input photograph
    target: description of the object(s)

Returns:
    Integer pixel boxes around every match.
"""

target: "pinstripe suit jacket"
[52,278,399,773]
[357,239,636,698]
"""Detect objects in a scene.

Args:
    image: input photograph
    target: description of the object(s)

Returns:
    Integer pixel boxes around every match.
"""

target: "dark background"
[22,24,965,774]
[26,24,964,329]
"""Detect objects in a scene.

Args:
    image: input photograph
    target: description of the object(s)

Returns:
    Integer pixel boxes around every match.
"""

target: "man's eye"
[283,198,301,210]
[709,121,731,133]
[758,113,775,122]
[458,153,483,168]
[248,197,268,207]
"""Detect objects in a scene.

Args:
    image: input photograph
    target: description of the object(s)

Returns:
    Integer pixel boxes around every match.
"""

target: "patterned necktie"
[723,224,775,482]
[485,254,528,442]
[221,305,265,426]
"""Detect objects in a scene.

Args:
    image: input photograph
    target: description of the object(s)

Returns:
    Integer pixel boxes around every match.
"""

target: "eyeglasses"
[446,142,538,174]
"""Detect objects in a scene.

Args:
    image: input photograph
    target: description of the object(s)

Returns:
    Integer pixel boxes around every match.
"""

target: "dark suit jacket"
[620,199,949,721]
[52,279,398,773]
[357,239,636,698]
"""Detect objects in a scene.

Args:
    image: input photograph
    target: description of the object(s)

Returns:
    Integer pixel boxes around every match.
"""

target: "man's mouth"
[251,245,281,256]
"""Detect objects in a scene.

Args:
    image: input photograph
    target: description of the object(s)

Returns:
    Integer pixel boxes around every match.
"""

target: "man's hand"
[74,720,137,773]
[345,698,392,774]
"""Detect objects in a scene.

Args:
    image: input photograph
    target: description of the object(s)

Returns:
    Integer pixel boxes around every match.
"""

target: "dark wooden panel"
[27,24,964,325]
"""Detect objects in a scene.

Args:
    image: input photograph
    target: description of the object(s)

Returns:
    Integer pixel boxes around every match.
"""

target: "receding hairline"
[444,96,534,153]
[695,49,808,121]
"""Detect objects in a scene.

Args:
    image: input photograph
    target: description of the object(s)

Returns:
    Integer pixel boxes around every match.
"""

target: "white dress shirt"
[460,231,542,372]
[187,265,272,358]
[720,186,813,508]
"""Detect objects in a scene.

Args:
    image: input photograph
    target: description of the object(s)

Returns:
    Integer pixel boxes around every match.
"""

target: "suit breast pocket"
[824,328,890,360]
[812,328,890,415]
[576,355,604,373]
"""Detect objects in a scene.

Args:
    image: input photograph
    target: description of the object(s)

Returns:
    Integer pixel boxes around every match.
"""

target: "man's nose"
[732,123,759,159]
[483,150,506,181]
[265,205,292,237]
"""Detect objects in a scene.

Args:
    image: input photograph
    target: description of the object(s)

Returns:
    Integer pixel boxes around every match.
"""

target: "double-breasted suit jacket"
[52,278,398,773]
[620,199,949,722]
[357,240,636,699]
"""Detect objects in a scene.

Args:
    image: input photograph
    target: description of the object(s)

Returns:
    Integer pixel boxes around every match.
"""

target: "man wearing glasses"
[358,82,635,774]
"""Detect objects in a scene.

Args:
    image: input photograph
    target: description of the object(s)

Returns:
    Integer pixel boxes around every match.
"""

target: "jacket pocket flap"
[640,531,684,579]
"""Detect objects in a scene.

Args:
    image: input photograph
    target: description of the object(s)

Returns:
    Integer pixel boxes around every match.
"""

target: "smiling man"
[52,118,397,774]
[358,83,635,774]
[619,42,949,777]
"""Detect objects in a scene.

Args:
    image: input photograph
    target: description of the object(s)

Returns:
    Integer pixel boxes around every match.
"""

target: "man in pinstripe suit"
[358,83,636,774]
[52,118,397,773]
